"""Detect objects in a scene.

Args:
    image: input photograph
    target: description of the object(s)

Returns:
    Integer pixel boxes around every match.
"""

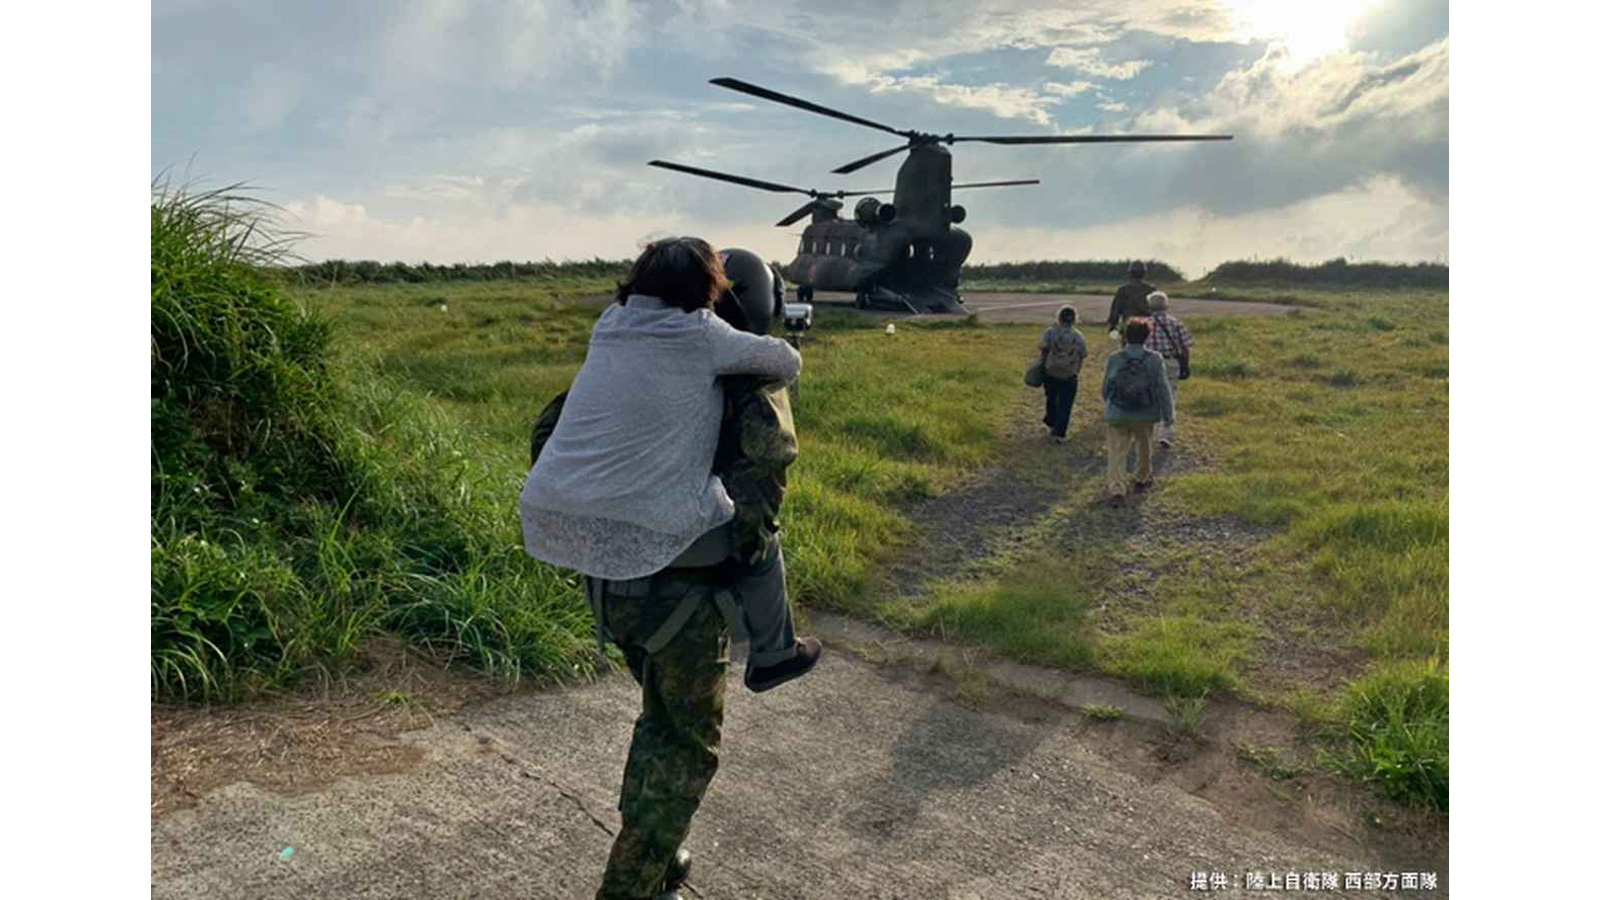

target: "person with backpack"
[1038,305,1088,442]
[1144,291,1193,448]
[520,238,820,900]
[1100,317,1175,505]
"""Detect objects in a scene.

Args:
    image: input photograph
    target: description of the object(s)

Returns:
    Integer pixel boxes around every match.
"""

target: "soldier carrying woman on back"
[521,238,821,900]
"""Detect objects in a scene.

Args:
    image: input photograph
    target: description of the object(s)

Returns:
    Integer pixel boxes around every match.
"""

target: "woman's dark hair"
[1124,317,1151,344]
[614,237,732,312]
[1057,305,1077,325]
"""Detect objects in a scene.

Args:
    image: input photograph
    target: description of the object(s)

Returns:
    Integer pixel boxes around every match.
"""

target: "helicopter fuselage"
[786,144,973,310]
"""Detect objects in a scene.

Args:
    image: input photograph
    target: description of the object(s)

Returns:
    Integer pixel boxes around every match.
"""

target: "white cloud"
[283,174,1444,280]
[1107,38,1449,214]
[281,192,787,265]
[1043,81,1094,97]
[825,68,1065,126]
[380,0,640,90]
[1156,38,1451,139]
[970,176,1447,277]
[1096,99,1128,112]
[1045,46,1152,81]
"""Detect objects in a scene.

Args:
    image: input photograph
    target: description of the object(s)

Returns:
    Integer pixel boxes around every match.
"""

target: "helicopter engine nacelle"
[854,197,896,227]
[949,204,967,224]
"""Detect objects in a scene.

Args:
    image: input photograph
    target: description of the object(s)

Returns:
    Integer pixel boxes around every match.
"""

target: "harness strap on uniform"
[641,584,705,656]
[640,584,743,656]
[711,588,741,641]
[591,570,745,657]
[585,576,608,654]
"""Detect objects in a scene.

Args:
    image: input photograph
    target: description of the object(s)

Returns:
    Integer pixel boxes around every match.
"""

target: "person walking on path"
[1143,291,1193,448]
[1100,317,1174,505]
[1038,305,1088,442]
[1107,260,1156,340]
[519,237,818,900]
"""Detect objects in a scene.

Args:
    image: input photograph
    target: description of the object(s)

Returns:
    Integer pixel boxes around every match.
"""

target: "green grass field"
[290,277,1447,809]
[152,189,1445,811]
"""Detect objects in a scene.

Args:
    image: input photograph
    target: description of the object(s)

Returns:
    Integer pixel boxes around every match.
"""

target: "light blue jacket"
[1101,345,1174,424]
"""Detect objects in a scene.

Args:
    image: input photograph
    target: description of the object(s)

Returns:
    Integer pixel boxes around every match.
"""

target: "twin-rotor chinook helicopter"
[651,77,1232,315]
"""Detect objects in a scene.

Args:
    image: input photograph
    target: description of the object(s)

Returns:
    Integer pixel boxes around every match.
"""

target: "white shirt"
[519,295,801,579]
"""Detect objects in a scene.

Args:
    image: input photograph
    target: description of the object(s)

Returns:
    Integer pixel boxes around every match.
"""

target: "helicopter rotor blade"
[952,134,1233,145]
[950,179,1042,190]
[648,160,818,196]
[774,201,822,228]
[710,77,909,139]
[831,144,912,175]
[835,187,897,197]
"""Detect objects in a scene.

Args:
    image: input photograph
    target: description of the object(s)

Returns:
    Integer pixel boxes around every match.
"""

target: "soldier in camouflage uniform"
[1107,259,1156,340]
[527,248,818,900]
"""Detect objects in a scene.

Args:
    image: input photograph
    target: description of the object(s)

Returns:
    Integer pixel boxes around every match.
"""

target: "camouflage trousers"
[594,572,731,900]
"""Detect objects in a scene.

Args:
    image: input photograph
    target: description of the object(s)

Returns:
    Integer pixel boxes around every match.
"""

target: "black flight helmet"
[716,248,781,335]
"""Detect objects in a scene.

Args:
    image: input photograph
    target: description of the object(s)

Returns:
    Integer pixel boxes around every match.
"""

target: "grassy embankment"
[152,187,601,703]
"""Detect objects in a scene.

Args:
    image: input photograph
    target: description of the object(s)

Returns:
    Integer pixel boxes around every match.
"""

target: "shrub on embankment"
[286,258,632,286]
[1201,258,1448,289]
[963,259,1185,283]
[151,183,596,701]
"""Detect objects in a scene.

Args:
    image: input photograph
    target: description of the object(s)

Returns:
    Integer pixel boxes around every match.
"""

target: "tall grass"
[150,182,597,701]
[1337,659,1449,810]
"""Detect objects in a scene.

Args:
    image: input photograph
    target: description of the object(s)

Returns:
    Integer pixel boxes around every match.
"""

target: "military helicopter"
[652,77,1233,314]
[648,159,1038,312]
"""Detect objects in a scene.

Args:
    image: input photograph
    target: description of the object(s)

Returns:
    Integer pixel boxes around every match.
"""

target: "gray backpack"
[1044,329,1085,379]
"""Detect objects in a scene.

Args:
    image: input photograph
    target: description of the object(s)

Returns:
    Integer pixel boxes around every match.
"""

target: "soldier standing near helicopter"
[1107,260,1156,340]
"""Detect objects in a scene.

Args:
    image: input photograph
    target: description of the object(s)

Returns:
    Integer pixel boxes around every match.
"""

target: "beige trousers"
[1106,421,1155,497]
[1157,356,1180,445]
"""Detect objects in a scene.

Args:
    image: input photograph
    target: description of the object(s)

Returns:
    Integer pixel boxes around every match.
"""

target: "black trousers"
[1043,374,1080,438]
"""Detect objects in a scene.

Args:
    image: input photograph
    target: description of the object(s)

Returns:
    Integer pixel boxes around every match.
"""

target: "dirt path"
[153,639,1445,899]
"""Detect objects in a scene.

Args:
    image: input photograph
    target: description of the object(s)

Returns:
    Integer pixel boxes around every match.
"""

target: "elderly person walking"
[1038,305,1088,443]
[1101,317,1174,505]
[1144,291,1193,448]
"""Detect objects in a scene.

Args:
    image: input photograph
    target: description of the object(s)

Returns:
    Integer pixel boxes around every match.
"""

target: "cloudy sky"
[152,0,1447,278]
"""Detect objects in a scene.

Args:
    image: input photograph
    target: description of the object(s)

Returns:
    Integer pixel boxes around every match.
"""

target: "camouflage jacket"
[528,377,797,566]
[712,375,798,564]
[1107,280,1155,332]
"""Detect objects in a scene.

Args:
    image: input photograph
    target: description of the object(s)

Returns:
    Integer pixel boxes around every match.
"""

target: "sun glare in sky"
[1224,0,1375,69]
